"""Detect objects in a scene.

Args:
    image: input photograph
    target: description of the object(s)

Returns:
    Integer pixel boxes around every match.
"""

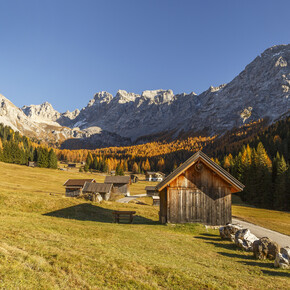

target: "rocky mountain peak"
[115,90,140,104]
[89,91,113,106]
[1,44,289,149]
[63,109,80,119]
[22,102,61,123]
[141,89,174,104]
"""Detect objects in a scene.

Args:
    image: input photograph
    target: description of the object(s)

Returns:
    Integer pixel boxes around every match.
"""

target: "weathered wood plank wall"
[159,161,232,225]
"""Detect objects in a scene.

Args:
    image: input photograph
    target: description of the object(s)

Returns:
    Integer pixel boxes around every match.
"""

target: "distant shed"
[145,186,157,196]
[130,174,139,183]
[104,176,130,196]
[63,179,96,197]
[156,151,244,225]
[67,163,77,168]
[83,182,113,201]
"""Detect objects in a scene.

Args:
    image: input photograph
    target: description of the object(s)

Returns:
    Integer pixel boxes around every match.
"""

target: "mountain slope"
[62,44,290,145]
[1,44,289,148]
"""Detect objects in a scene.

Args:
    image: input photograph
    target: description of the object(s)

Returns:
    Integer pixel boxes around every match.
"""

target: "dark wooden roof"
[145,186,157,191]
[63,179,95,187]
[104,176,130,184]
[83,182,113,194]
[146,171,165,176]
[156,151,244,192]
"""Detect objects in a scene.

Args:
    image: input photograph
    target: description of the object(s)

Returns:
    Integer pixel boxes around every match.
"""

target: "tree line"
[0,124,58,169]
[0,116,288,211]
[219,143,289,211]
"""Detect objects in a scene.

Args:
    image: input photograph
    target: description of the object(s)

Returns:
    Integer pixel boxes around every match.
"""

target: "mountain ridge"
[1,44,289,148]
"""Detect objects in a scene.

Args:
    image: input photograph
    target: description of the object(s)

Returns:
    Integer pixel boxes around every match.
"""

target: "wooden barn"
[145,186,158,196]
[83,182,113,201]
[156,151,244,225]
[130,174,139,183]
[63,179,96,197]
[104,176,130,196]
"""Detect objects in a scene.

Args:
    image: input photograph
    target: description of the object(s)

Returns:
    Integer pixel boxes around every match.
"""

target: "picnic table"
[113,210,136,223]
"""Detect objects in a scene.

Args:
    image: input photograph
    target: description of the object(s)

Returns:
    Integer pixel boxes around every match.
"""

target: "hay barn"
[83,182,113,201]
[63,179,96,197]
[104,176,130,196]
[145,186,157,196]
[156,151,244,225]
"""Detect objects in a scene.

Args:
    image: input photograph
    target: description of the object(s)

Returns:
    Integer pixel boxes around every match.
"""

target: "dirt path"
[232,218,290,247]
[117,194,147,203]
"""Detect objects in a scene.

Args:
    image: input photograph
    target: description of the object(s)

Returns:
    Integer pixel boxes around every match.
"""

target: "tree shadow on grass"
[43,203,158,225]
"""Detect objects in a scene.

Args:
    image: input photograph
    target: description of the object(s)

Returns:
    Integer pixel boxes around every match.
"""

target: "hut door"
[168,188,200,223]
[191,189,202,223]
[167,188,179,223]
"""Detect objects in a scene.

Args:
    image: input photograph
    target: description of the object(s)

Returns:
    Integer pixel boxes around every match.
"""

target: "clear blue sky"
[0,0,289,112]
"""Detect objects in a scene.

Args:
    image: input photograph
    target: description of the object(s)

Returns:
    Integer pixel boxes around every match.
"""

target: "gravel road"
[232,218,290,247]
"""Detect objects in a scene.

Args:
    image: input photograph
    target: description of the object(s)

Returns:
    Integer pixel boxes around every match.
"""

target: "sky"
[0,0,289,112]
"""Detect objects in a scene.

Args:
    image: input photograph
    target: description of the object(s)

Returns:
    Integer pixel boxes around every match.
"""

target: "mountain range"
[0,44,289,148]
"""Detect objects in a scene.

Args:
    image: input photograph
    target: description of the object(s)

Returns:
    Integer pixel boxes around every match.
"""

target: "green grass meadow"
[0,162,289,289]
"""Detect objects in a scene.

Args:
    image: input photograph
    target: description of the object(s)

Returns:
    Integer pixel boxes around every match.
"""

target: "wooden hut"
[130,174,139,183]
[156,151,244,225]
[145,186,158,196]
[152,196,160,206]
[83,182,113,201]
[104,176,130,196]
[63,179,96,197]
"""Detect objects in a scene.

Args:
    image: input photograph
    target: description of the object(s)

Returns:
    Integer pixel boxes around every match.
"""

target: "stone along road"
[232,218,290,247]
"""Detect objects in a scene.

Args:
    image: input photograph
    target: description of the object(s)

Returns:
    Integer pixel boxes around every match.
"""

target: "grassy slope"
[232,195,290,236]
[0,162,289,289]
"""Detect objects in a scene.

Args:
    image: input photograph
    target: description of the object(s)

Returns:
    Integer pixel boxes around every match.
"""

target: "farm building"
[104,176,130,196]
[63,179,96,197]
[145,186,158,196]
[146,171,165,182]
[152,196,160,206]
[83,182,113,202]
[156,151,244,225]
[130,174,139,183]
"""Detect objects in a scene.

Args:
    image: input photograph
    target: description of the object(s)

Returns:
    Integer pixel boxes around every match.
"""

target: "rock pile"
[219,224,242,241]
[253,237,280,260]
[274,247,290,269]
[234,229,259,251]
[219,224,290,270]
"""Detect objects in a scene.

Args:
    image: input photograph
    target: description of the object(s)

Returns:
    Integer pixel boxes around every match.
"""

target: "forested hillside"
[0,116,289,210]
[217,117,289,211]
[60,117,289,211]
[0,124,58,169]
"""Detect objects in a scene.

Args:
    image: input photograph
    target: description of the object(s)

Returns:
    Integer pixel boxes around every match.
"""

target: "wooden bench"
[113,210,136,223]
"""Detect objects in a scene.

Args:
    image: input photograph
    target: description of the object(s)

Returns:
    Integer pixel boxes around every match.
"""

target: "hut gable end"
[157,151,244,226]
[156,151,244,193]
